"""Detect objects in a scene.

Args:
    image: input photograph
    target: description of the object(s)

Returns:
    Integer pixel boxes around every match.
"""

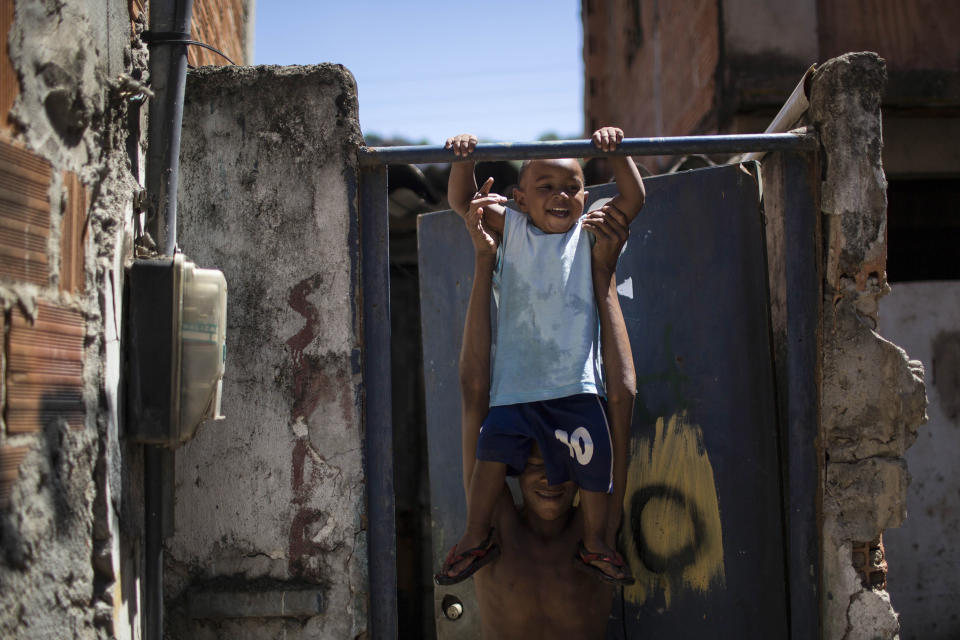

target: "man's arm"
[459,252,496,491]
[591,127,645,222]
[457,197,499,493]
[446,134,505,234]
[583,205,636,546]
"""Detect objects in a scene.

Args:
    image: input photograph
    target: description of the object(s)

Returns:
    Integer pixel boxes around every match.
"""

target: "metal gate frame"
[357,132,820,640]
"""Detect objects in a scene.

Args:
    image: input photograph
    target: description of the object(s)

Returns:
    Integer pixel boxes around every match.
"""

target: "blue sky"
[254,1,584,144]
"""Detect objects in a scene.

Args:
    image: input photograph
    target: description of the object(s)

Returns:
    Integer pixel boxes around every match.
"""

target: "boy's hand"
[590,126,645,224]
[465,177,505,257]
[583,202,630,275]
[446,133,479,157]
[592,126,625,153]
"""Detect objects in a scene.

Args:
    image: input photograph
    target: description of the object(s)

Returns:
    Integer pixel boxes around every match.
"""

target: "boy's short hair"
[517,158,585,186]
[518,160,534,185]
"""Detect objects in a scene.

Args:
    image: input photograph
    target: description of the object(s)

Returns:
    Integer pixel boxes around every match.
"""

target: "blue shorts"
[476,394,613,494]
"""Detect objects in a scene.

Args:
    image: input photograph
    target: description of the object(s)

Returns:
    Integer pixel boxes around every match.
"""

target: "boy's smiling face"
[514,159,587,234]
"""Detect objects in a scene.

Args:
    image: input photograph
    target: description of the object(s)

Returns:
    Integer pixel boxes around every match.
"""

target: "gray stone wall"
[0,1,146,639]
[169,65,366,639]
[810,52,928,640]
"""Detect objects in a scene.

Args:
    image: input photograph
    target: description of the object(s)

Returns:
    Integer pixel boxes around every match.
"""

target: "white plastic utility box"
[127,253,227,445]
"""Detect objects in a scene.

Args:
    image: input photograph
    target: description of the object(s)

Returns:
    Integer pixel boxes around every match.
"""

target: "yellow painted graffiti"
[621,412,725,607]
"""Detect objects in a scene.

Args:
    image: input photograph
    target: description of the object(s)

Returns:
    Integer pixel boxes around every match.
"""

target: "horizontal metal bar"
[358,132,817,166]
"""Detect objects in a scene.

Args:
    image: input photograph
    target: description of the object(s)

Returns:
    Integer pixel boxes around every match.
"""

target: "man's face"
[518,454,577,521]
[514,159,587,234]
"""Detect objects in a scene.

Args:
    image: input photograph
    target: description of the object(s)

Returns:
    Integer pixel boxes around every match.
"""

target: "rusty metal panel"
[6,302,85,433]
[0,445,28,507]
[59,171,87,294]
[0,140,51,285]
[610,165,787,637]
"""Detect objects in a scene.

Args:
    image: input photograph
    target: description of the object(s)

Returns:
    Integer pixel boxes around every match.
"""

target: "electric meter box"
[127,254,227,445]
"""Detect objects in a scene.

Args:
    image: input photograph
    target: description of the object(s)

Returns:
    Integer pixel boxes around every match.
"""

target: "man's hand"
[446,133,479,157]
[583,202,630,277]
[464,177,505,257]
[591,126,625,153]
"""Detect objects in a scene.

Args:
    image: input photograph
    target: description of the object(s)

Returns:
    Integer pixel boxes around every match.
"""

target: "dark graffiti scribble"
[630,483,707,574]
[286,274,328,423]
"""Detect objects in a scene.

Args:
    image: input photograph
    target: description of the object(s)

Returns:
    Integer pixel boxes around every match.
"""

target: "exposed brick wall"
[129,0,145,29]
[818,0,960,71]
[583,0,719,170]
[0,10,89,546]
[0,300,87,506]
[0,1,144,636]
[59,171,87,294]
[126,0,250,66]
[5,302,86,434]
[0,446,27,507]
[0,0,16,134]
[190,0,249,67]
[0,140,51,286]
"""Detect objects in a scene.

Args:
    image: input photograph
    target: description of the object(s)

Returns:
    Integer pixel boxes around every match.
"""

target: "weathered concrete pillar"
[810,52,927,640]
[170,65,366,638]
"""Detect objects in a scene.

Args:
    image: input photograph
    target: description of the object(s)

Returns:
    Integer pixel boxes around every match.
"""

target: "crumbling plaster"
[810,52,928,640]
[1,1,146,639]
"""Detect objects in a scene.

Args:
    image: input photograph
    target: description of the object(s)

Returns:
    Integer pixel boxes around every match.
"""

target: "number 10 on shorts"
[554,427,594,465]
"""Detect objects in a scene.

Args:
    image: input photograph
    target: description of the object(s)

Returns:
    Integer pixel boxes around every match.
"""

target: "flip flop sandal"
[434,528,501,586]
[574,540,636,586]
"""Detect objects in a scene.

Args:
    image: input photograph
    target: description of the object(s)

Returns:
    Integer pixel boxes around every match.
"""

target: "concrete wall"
[0,0,146,638]
[879,282,960,640]
[169,65,367,639]
[809,53,928,640]
[1,4,370,640]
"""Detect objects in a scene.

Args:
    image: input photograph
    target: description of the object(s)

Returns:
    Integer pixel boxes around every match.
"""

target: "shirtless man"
[454,176,637,638]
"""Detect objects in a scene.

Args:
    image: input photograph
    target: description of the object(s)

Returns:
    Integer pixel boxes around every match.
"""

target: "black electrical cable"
[141,30,238,65]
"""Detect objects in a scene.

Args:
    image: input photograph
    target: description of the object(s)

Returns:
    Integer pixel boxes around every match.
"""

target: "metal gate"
[418,163,788,638]
[357,132,819,639]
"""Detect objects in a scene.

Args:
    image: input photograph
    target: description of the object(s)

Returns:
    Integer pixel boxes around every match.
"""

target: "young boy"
[445,174,634,639]
[436,128,645,585]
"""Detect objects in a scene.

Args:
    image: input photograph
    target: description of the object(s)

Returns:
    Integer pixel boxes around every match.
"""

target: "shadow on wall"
[0,386,120,633]
[1,389,88,569]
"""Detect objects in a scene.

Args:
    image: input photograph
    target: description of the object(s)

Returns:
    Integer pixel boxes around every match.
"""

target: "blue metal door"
[419,163,788,638]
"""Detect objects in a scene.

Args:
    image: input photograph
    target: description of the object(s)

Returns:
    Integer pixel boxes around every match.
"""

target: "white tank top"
[489,208,604,406]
